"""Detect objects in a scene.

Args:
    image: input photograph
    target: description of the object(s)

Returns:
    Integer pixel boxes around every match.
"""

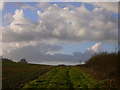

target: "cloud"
[2,3,118,64]
[3,4,118,43]
[37,2,50,10]
[89,2,118,13]
[3,13,13,25]
[3,43,102,65]
[87,43,102,53]
[4,43,63,54]
[0,2,4,10]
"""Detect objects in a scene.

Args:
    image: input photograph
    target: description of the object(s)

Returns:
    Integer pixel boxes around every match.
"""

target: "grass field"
[2,52,119,89]
[23,66,102,89]
[2,61,54,88]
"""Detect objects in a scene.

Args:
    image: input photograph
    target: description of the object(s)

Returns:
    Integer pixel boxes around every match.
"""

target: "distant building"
[18,59,28,63]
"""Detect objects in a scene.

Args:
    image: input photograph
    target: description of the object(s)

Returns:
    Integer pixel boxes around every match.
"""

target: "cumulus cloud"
[2,3,118,64]
[87,43,102,53]
[3,4,118,43]
[3,43,63,55]
[0,2,4,10]
[37,2,50,10]
[90,2,118,13]
[3,13,13,25]
[10,9,37,33]
[3,43,102,65]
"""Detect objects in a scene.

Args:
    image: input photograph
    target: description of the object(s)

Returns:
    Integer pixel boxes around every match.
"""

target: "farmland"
[23,66,101,89]
[2,52,119,89]
[2,61,54,88]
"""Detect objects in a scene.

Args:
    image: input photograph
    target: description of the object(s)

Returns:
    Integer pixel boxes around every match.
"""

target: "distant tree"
[58,64,66,66]
[18,58,28,63]
[2,58,14,62]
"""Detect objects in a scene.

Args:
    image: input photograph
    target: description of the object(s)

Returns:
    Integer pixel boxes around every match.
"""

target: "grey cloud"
[3,43,102,65]
[3,46,84,65]
[89,2,118,14]
[2,4,118,44]
[2,3,118,64]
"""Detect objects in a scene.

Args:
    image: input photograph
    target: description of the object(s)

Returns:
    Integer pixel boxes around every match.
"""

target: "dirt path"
[23,66,100,89]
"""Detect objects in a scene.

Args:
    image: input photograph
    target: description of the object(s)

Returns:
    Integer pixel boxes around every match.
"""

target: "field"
[23,66,102,89]
[2,52,119,89]
[2,61,53,88]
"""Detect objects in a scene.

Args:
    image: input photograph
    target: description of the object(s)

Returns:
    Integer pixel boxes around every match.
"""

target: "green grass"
[69,67,99,88]
[2,61,54,88]
[3,52,119,89]
[23,66,70,88]
[23,66,101,89]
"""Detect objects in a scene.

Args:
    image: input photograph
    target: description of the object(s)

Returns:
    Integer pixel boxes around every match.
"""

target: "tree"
[18,58,28,63]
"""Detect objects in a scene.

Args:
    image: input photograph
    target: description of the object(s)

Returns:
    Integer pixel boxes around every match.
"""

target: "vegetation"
[18,58,28,63]
[2,51,119,89]
[23,66,101,89]
[84,52,119,88]
[2,60,54,89]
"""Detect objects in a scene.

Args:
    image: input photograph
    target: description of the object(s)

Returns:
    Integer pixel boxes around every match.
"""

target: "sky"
[0,2,118,65]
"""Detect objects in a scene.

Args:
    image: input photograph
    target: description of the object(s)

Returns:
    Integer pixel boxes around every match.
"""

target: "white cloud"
[0,2,4,10]
[87,43,102,53]
[37,4,117,44]
[2,3,118,64]
[7,9,38,33]
[90,2,118,13]
[3,4,118,43]
[3,13,13,25]
[37,2,50,10]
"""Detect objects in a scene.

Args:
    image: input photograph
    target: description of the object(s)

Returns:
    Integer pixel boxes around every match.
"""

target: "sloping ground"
[3,53,119,89]
[23,66,102,89]
[84,53,119,88]
[2,61,54,88]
